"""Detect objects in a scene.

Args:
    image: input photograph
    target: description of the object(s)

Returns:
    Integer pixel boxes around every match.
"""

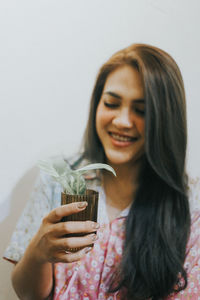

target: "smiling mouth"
[109,132,138,142]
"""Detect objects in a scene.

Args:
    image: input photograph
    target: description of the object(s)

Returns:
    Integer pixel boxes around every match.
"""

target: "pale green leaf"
[38,160,60,177]
[75,163,116,177]
[52,157,70,176]
[38,159,116,195]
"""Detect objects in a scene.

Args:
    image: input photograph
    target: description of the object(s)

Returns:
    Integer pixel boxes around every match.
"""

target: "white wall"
[0,0,200,298]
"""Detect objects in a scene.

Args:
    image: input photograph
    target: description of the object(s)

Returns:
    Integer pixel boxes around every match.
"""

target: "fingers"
[54,232,98,250]
[45,202,88,223]
[52,220,100,237]
[55,247,93,263]
[38,202,100,265]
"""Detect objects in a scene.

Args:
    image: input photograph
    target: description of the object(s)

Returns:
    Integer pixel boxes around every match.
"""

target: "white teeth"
[110,133,134,142]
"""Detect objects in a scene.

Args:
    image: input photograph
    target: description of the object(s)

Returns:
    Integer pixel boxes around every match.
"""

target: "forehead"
[103,65,144,99]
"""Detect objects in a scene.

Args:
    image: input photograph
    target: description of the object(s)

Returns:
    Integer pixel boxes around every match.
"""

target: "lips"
[109,132,138,142]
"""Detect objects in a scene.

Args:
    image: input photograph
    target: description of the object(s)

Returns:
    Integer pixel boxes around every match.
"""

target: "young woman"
[4,44,200,299]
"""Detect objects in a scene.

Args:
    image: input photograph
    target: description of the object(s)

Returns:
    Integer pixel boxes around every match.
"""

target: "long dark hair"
[82,44,191,299]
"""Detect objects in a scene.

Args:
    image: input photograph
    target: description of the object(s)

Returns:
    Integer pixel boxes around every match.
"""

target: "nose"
[112,107,133,129]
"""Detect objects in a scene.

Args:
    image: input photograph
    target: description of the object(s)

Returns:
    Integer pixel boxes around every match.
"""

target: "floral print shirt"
[3,154,200,299]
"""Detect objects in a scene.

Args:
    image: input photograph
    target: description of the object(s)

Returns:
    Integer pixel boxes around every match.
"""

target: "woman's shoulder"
[187,175,200,212]
[186,175,200,246]
[63,152,88,168]
[186,176,200,251]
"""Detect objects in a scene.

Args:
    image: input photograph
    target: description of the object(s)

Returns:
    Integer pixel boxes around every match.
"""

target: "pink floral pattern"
[53,210,200,300]
[53,218,125,300]
[3,153,200,299]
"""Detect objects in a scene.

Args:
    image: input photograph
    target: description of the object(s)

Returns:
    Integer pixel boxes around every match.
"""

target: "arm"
[11,245,53,300]
[11,202,99,300]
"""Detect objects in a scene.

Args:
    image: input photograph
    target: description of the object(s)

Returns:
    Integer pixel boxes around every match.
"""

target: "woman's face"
[96,65,145,167]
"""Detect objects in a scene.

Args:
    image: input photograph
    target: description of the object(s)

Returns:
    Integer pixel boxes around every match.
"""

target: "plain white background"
[0,0,200,299]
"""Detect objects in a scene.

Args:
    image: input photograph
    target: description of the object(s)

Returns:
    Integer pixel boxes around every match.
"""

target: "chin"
[105,142,146,165]
[105,151,139,166]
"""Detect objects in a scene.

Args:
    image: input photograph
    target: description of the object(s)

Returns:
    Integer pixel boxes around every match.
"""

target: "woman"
[4,44,200,299]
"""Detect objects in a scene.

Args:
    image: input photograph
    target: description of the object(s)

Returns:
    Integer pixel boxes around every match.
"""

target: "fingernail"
[77,202,88,209]
[84,247,92,253]
[92,222,100,229]
[91,234,98,241]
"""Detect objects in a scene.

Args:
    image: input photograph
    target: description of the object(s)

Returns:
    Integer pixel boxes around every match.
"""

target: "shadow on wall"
[0,166,38,300]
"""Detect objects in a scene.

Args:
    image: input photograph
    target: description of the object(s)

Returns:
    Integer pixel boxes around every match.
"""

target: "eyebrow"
[104,91,145,103]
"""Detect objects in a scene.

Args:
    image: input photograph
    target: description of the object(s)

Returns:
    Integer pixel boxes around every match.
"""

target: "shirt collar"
[119,204,131,218]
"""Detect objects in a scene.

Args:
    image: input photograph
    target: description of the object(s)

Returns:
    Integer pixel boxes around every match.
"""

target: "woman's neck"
[102,159,143,211]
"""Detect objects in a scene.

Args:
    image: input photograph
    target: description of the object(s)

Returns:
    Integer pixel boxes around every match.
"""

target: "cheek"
[96,105,113,132]
[135,117,145,135]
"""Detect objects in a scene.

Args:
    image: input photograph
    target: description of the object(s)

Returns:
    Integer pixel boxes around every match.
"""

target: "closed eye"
[104,102,119,108]
[134,108,145,116]
[104,101,145,116]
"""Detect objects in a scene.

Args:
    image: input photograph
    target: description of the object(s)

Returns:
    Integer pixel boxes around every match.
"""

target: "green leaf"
[38,160,60,177]
[52,157,71,176]
[38,159,116,195]
[74,163,116,177]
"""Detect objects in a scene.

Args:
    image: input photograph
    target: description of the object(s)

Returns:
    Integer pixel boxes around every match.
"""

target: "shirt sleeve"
[3,171,62,263]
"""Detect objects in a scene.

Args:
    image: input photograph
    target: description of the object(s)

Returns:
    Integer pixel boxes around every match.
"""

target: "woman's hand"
[30,201,99,264]
[12,201,99,300]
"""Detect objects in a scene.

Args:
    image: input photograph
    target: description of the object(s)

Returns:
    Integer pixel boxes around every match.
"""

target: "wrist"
[26,235,47,265]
